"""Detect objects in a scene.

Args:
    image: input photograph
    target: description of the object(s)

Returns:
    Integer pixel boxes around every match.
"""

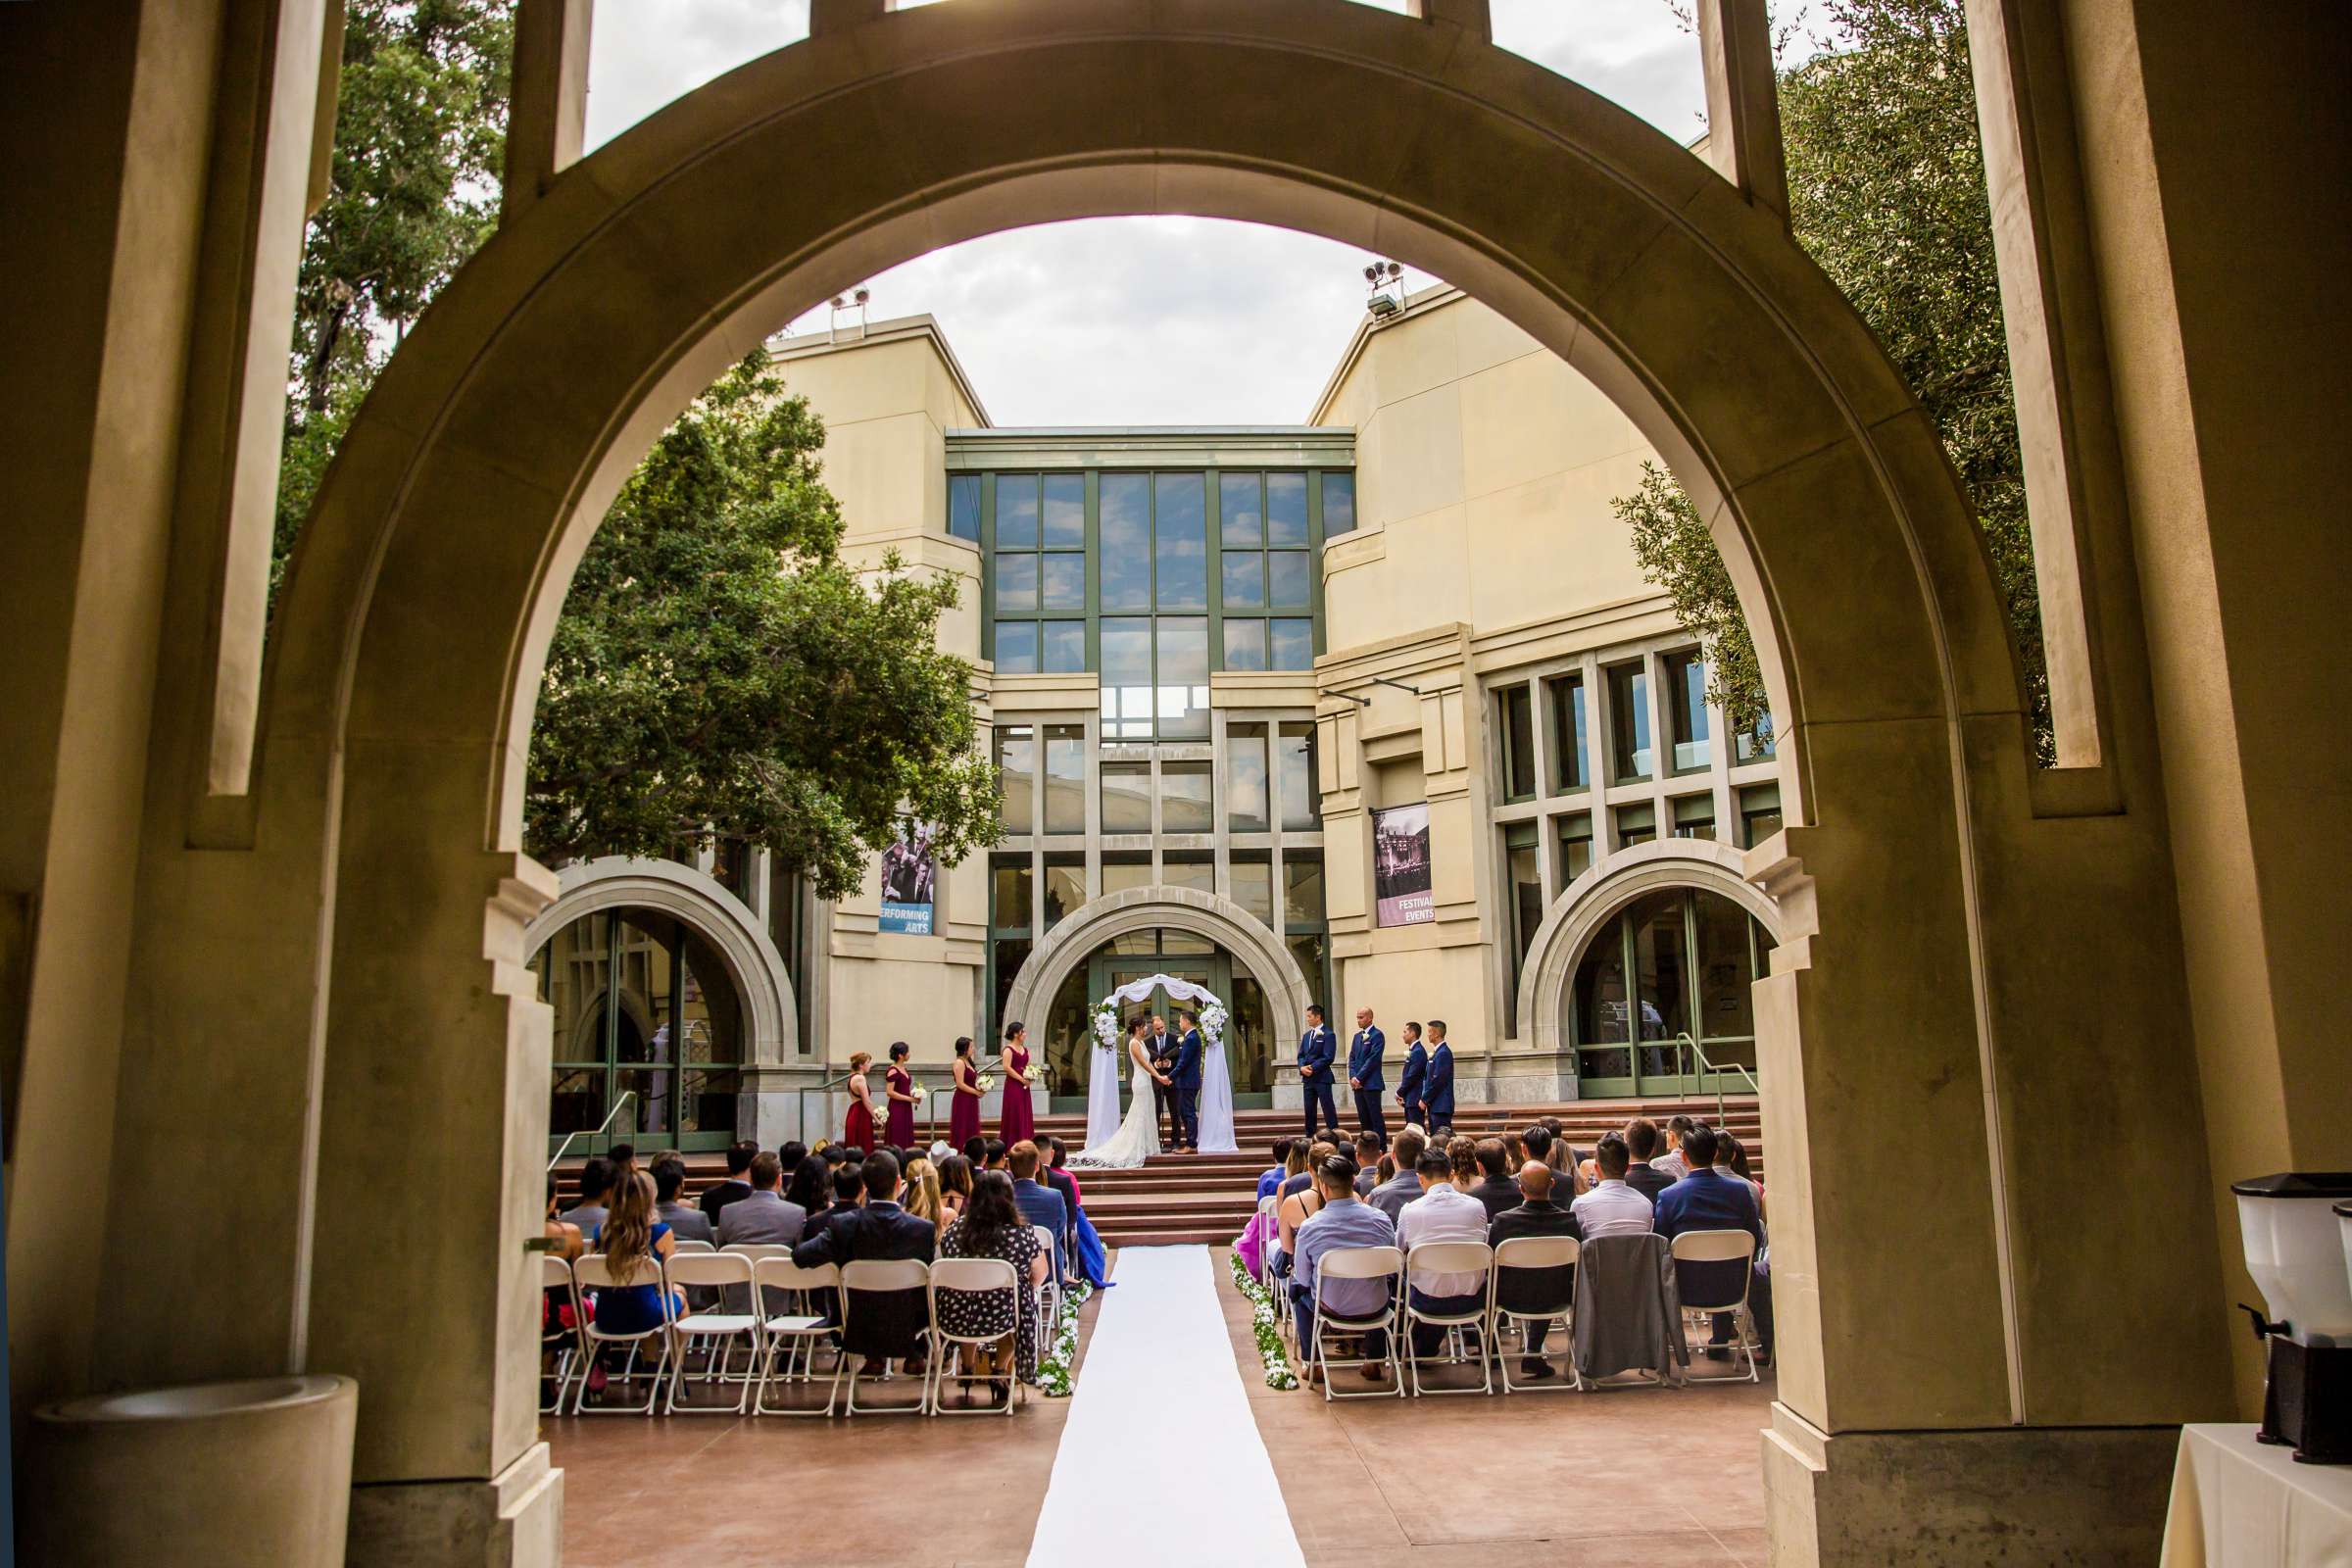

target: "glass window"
[948,473,981,543]
[1222,551,1265,609]
[1665,649,1712,772]
[1740,782,1784,849]
[1223,618,1267,671]
[1102,762,1152,834]
[995,620,1038,674]
[1289,932,1330,1012]
[1322,471,1356,537]
[1219,471,1262,547]
[1694,891,1761,1047]
[1277,722,1319,831]
[1283,853,1326,925]
[1161,761,1214,833]
[1737,711,1778,764]
[1161,854,1214,894]
[991,936,1031,1040]
[1044,725,1086,834]
[1267,551,1310,610]
[1040,553,1086,611]
[1041,620,1087,673]
[1230,855,1273,925]
[1630,891,1690,1071]
[1101,616,1153,739]
[1671,793,1715,840]
[996,726,1034,834]
[1043,858,1086,928]
[990,857,1032,931]
[1499,683,1536,801]
[995,552,1038,612]
[1556,813,1593,882]
[1042,473,1085,549]
[997,473,1040,549]
[1100,474,1152,611]
[1548,672,1588,793]
[1159,928,1214,956]
[1266,472,1308,546]
[1607,661,1652,781]
[1269,617,1314,670]
[1153,472,1207,610]
[1572,920,1631,1071]
[1155,616,1209,740]
[1102,855,1152,897]
[1505,821,1544,1025]
[1228,723,1269,833]
[1615,801,1656,848]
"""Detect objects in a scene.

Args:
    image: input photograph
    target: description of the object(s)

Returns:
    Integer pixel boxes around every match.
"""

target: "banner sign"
[878,821,938,935]
[1371,802,1434,927]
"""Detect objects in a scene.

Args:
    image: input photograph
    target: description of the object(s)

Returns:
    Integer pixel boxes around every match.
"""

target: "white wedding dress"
[1072,1041,1161,1169]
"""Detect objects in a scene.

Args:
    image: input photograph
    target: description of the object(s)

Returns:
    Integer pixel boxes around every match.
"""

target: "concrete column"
[1696,0,1789,224]
[1407,0,1493,41]
[503,0,592,221]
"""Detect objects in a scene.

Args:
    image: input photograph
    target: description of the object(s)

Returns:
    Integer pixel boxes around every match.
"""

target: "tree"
[524,352,1002,899]
[1622,0,2052,760]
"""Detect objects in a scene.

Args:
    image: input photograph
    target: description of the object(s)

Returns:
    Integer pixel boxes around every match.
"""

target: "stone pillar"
[502,0,592,222]
[1696,0,1789,224]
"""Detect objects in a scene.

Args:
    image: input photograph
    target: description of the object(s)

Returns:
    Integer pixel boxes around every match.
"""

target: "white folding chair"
[1493,1235,1583,1393]
[1402,1241,1494,1396]
[672,1238,715,1252]
[1306,1245,1404,1401]
[662,1252,761,1414]
[1254,1196,1282,1296]
[926,1257,1024,1416]
[1670,1229,1762,1383]
[1031,1224,1063,1344]
[840,1258,931,1416]
[539,1253,580,1414]
[569,1252,679,1415]
[752,1258,839,1417]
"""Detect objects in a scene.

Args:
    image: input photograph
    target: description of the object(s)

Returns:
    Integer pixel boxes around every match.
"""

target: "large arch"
[1516,840,1786,1060]
[112,2,2224,1559]
[999,885,1314,1045]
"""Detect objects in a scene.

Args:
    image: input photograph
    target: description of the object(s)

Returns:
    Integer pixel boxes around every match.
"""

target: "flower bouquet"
[974,1073,997,1094]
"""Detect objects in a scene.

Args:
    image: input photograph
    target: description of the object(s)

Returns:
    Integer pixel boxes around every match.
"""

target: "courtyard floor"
[546,1247,1772,1566]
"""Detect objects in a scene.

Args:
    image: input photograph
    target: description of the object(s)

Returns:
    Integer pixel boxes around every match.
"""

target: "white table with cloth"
[2162,1423,2352,1567]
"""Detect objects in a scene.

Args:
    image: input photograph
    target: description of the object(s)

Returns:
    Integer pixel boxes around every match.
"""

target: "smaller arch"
[1000,886,1314,1042]
[1516,841,1784,1058]
[522,857,801,1065]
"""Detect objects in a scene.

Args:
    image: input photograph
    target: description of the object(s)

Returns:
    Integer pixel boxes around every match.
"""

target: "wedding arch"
[1092,973,1240,1154]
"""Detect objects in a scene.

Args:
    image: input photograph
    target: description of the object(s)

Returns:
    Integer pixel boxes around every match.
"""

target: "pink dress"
[998,1045,1036,1144]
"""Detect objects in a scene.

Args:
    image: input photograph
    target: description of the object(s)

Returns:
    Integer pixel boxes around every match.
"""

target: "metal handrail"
[1671,1032,1761,1124]
[547,1091,637,1173]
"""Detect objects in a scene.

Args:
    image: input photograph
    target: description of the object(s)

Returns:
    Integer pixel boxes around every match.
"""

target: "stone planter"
[25,1374,359,1567]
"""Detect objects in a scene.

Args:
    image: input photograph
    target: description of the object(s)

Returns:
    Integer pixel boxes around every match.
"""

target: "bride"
[1071,1016,1165,1169]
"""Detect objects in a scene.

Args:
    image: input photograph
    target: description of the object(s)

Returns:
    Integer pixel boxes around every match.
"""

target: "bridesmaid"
[948,1035,983,1150]
[884,1041,918,1149]
[998,1020,1037,1146]
[843,1051,877,1154]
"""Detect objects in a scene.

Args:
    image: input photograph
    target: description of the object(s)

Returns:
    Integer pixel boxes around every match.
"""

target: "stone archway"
[1516,841,1786,1060]
[999,886,1314,1046]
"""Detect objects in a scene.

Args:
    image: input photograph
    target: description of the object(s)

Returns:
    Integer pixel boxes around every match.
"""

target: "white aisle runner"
[1025,1246,1307,1568]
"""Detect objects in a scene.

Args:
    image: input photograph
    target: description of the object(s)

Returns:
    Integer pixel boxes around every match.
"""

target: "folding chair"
[926,1257,1024,1415]
[1031,1224,1063,1345]
[1493,1235,1582,1393]
[840,1258,931,1416]
[752,1258,839,1417]
[719,1243,796,1317]
[672,1238,715,1252]
[1254,1196,1281,1296]
[539,1253,580,1414]
[1306,1245,1403,1401]
[1670,1229,1762,1383]
[1402,1241,1494,1396]
[569,1252,679,1415]
[662,1252,761,1414]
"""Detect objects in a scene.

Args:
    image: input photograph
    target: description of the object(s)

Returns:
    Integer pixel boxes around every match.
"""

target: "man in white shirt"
[1569,1132,1655,1239]
[1396,1148,1493,1357]
[1654,1114,1696,1181]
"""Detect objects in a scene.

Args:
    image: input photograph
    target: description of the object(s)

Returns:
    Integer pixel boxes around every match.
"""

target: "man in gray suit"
[714,1152,808,1313]
[652,1154,715,1245]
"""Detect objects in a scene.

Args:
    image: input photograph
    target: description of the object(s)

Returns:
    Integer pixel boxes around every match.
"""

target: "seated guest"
[607,1143,638,1177]
[1279,1140,1327,1201]
[903,1156,945,1233]
[1654,1124,1773,1365]
[1353,1131,1387,1196]
[714,1152,808,1247]
[1718,1132,1766,1220]
[587,1169,681,1340]
[1256,1138,1295,1200]
[1289,1155,1396,1387]
[543,1173,583,1261]
[1468,1138,1520,1221]
[1570,1133,1655,1238]
[938,1170,1050,1398]
[802,1161,866,1250]
[775,1139,808,1185]
[782,1153,828,1216]
[1397,1148,1492,1358]
[1656,1114,1697,1181]
[792,1151,934,1377]
[651,1154,715,1246]
[1042,1136,1083,1227]
[1275,1142,1337,1271]
[936,1153,975,1227]
[1623,1117,1677,1202]
[1501,1132,1527,1173]
[962,1135,988,1166]
[1367,1128,1427,1224]
[560,1155,613,1238]
[540,1175,584,1396]
[1489,1160,1579,1381]
[1447,1136,1480,1193]
[1007,1140,1070,1283]
[697,1140,760,1227]
[982,1138,1009,1172]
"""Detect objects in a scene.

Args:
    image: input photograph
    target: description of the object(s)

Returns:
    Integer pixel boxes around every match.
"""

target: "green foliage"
[1616,463,1771,746]
[524,352,1002,898]
[1623,0,2053,760]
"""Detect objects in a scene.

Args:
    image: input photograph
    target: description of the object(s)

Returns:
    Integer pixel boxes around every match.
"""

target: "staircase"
[561,1096,1763,1250]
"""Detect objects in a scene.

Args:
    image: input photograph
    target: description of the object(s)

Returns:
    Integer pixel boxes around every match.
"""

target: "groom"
[1169,1009,1205,1153]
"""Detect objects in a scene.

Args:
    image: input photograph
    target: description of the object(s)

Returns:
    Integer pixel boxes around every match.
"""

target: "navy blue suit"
[1423,1041,1456,1129]
[1012,1177,1071,1283]
[1298,1023,1339,1137]
[1170,1027,1204,1150]
[1396,1040,1429,1128]
[1654,1167,1773,1357]
[1347,1024,1388,1139]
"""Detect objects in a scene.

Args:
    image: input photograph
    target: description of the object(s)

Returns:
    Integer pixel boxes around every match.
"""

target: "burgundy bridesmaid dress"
[998,1046,1037,1144]
[949,1059,983,1148]
[884,1063,916,1148]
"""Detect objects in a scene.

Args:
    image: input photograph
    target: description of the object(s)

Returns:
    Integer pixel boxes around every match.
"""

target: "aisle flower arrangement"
[1227,1251,1299,1391]
[1037,1281,1092,1397]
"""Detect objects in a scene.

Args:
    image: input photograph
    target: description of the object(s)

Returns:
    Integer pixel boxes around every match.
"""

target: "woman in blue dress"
[588,1168,681,1338]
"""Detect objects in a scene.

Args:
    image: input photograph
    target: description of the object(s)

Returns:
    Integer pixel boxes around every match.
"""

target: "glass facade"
[1665,648,1712,772]
[1570,888,1775,1095]
[1607,660,1652,781]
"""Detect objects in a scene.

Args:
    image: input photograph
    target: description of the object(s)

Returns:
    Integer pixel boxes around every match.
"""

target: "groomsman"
[1297,1004,1340,1139]
[1396,1021,1428,1129]
[1348,1007,1388,1140]
[1422,1019,1456,1131]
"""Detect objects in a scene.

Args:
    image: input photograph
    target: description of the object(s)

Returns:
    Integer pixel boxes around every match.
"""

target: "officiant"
[1149,1013,1180,1149]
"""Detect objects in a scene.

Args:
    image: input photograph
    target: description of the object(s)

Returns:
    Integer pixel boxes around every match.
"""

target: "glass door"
[1566,888,1774,1099]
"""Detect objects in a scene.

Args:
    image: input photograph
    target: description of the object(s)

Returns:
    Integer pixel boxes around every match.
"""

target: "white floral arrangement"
[907,1083,928,1102]
[1198,1002,1229,1054]
[1091,1000,1121,1056]
[1036,1280,1092,1397]
[1227,1250,1298,1390]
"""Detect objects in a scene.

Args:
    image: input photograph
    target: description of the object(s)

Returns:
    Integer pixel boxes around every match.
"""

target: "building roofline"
[763,312,993,427]
[1305,281,1470,423]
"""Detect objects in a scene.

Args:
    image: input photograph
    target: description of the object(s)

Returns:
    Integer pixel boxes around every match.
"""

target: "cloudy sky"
[583,0,1716,424]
